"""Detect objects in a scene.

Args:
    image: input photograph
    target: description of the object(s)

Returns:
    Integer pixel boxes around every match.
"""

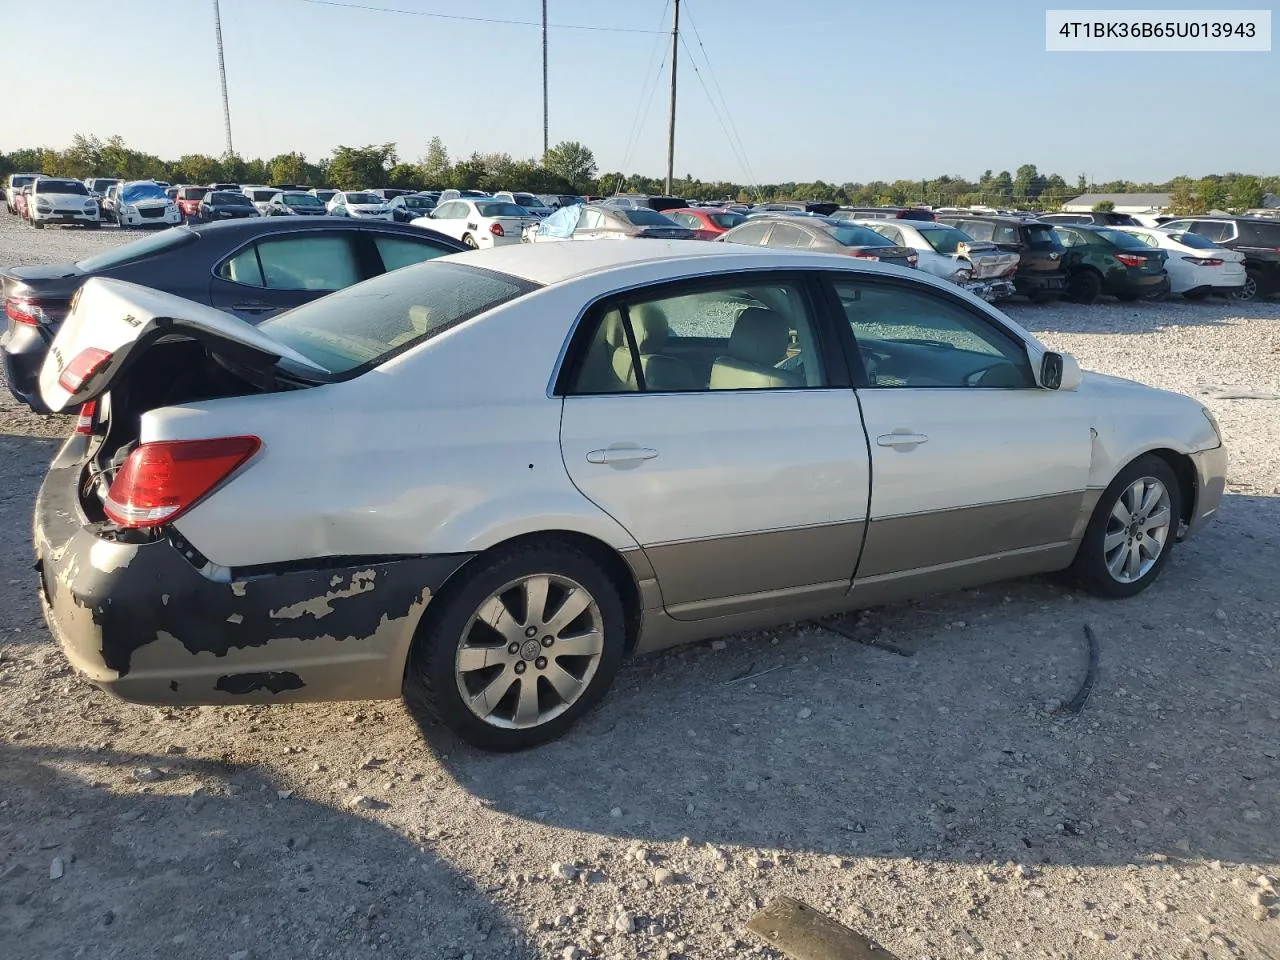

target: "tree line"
[1,134,1274,214]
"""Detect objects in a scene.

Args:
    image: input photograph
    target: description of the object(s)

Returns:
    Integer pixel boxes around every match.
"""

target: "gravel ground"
[1,214,1278,960]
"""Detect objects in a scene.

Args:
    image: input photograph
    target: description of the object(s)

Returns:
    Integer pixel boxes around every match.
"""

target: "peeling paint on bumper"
[33,444,474,705]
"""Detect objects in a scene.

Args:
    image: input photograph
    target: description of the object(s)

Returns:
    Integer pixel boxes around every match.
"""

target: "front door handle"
[586,447,659,464]
[876,433,929,448]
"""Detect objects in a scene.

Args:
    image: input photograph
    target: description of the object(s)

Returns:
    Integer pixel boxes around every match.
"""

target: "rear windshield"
[1104,213,1140,226]
[830,225,891,247]
[710,212,746,229]
[211,192,253,205]
[313,190,336,200]
[1167,231,1218,249]
[512,194,541,206]
[248,189,276,201]
[284,193,323,206]
[34,179,88,195]
[344,193,380,205]
[403,197,435,209]
[258,262,535,376]
[916,225,968,254]
[11,175,38,188]
[1241,221,1280,246]
[476,201,529,218]
[1095,229,1151,250]
[75,227,197,271]
[621,208,680,227]
[180,186,210,200]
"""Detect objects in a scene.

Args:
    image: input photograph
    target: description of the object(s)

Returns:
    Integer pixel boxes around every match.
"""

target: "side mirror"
[1040,351,1081,391]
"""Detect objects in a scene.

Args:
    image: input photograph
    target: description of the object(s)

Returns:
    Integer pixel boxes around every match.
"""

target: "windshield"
[710,212,746,229]
[75,227,197,271]
[512,194,544,207]
[344,193,380,205]
[258,262,535,375]
[404,197,435,209]
[121,183,168,203]
[34,179,88,195]
[831,225,892,247]
[248,189,276,201]
[211,192,254,205]
[916,225,969,254]
[180,186,210,200]
[476,202,529,218]
[313,190,336,201]
[621,208,680,227]
[1095,228,1151,250]
[284,193,323,206]
[11,175,38,188]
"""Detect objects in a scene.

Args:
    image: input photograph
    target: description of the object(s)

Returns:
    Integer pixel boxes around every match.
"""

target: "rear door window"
[372,234,454,272]
[218,234,363,291]
[1189,221,1233,243]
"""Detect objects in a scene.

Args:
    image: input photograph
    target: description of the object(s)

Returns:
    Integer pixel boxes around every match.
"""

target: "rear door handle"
[586,447,659,464]
[876,433,929,448]
[232,302,275,314]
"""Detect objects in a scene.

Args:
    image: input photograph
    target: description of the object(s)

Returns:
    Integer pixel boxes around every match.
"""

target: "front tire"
[1066,269,1102,304]
[404,541,626,751]
[1070,454,1181,598]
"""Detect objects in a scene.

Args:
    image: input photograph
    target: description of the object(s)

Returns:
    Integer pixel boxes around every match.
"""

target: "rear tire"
[1070,454,1181,599]
[1232,269,1262,302]
[1066,269,1102,304]
[404,541,626,751]
[462,233,478,249]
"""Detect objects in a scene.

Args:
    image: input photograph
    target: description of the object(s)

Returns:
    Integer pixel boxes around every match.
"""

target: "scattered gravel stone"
[132,767,163,783]
[347,795,387,810]
[652,868,676,887]
[614,910,637,934]
[551,862,579,881]
[796,707,812,719]
[49,857,64,880]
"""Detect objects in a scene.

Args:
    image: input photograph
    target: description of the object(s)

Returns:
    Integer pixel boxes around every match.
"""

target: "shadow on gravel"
[0,435,60,646]
[431,493,1280,873]
[0,742,531,960]
[1007,295,1277,336]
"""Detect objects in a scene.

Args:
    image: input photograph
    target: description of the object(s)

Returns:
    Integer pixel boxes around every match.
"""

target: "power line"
[677,34,757,198]
[681,0,760,199]
[615,0,671,193]
[299,0,668,34]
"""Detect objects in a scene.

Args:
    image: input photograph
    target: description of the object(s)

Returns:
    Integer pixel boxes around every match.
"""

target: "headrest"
[598,308,628,348]
[629,302,670,353]
[728,308,789,367]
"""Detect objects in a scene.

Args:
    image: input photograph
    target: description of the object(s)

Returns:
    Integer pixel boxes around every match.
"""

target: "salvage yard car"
[115,180,182,229]
[1,218,466,411]
[1156,216,1280,301]
[31,241,1226,751]
[937,215,1067,302]
[858,219,1018,300]
[27,177,100,229]
[1051,224,1171,303]
[1113,226,1247,299]
[719,216,919,269]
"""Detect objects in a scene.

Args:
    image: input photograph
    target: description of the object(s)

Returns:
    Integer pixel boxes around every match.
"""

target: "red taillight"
[1115,253,1148,268]
[1183,256,1224,266]
[5,296,68,327]
[75,400,98,436]
[489,222,505,237]
[849,250,880,260]
[57,347,113,394]
[104,436,261,528]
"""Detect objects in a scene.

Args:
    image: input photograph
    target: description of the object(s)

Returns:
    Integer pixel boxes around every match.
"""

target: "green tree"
[543,141,597,192]
[1014,163,1046,201]
[267,151,309,185]
[419,136,451,187]
[327,143,397,190]
[1168,177,1204,215]
[175,153,224,184]
[1228,174,1264,210]
[1196,176,1226,211]
[1091,200,1115,212]
[386,163,422,190]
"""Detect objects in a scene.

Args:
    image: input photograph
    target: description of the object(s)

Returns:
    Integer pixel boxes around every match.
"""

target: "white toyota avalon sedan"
[34,241,1226,750]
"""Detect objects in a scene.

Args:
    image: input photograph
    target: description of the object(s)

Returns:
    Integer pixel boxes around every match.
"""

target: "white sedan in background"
[856,219,1019,301]
[327,191,392,219]
[418,198,538,248]
[1114,227,1247,299]
[34,242,1226,751]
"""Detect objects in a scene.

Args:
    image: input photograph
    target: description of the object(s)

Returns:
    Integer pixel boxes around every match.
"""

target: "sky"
[3,0,1276,184]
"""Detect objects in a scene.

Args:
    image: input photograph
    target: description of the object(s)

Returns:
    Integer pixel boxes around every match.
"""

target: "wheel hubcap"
[1103,476,1172,584]
[455,574,604,729]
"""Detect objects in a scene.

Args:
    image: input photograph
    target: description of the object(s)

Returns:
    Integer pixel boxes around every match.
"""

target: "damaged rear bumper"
[33,439,472,705]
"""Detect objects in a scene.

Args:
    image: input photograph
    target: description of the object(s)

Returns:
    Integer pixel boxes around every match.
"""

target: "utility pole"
[213,0,233,157]
[665,0,679,195]
[541,0,549,159]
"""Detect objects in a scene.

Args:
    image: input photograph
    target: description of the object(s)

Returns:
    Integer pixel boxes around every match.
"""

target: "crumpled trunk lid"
[957,240,1020,279]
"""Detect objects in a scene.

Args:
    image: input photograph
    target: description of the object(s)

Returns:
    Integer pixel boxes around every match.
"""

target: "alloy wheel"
[454,573,605,730]
[1103,476,1172,584]
[1232,275,1258,301]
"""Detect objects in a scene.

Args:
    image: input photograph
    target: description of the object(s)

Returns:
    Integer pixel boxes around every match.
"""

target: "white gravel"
[1,212,1278,960]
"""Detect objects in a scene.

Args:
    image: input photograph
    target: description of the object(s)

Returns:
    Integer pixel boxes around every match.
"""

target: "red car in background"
[663,207,747,240]
[175,185,211,221]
